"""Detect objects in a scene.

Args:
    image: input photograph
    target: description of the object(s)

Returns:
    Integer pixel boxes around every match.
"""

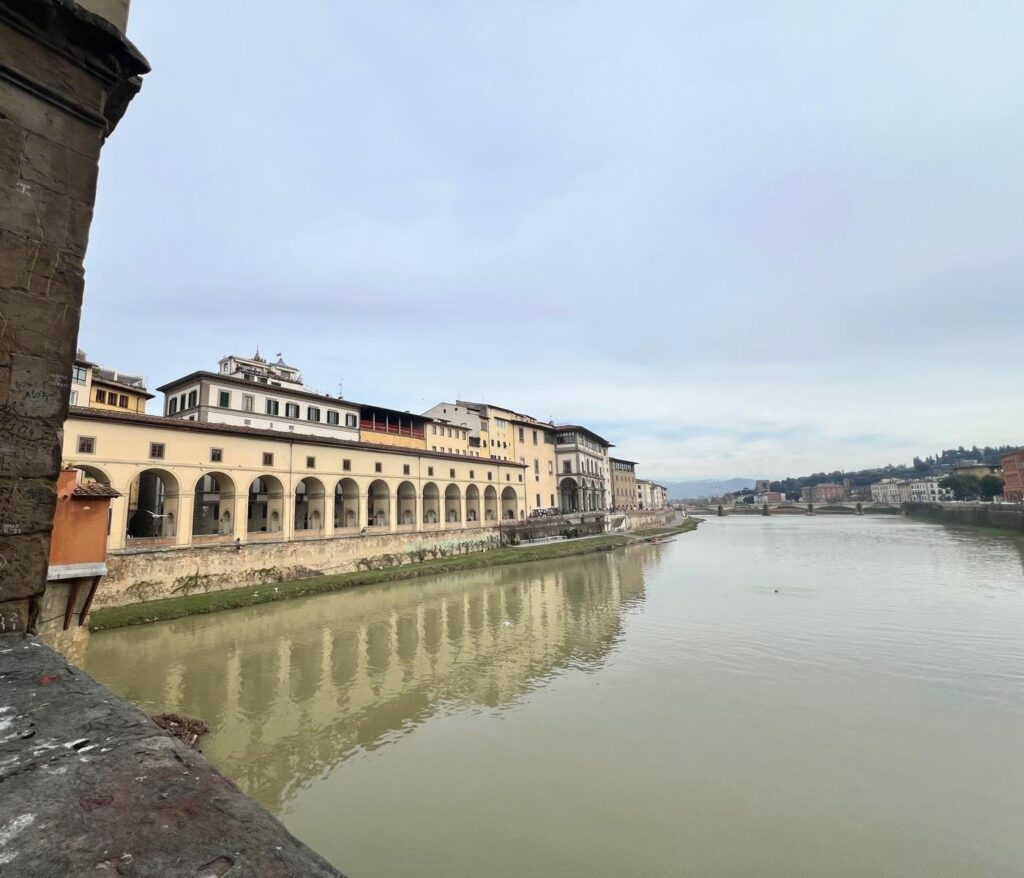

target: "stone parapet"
[0,636,344,876]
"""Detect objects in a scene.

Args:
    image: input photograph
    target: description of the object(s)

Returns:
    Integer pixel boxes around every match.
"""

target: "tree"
[979,475,1005,502]
[913,456,928,474]
[939,474,981,501]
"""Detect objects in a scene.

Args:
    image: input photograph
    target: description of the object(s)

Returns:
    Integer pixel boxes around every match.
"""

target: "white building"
[554,425,612,513]
[871,477,952,504]
[158,352,362,442]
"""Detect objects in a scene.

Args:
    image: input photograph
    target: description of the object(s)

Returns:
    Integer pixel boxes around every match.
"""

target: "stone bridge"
[684,501,902,517]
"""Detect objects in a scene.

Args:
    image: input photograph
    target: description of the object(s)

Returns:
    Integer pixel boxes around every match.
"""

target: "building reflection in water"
[84,544,664,814]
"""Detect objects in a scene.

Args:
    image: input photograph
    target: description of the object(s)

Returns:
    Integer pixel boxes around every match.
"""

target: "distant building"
[800,483,846,504]
[952,461,1002,479]
[755,479,770,495]
[651,484,669,508]
[1000,450,1024,502]
[609,458,638,510]
[871,477,952,505]
[755,490,785,504]
[71,350,153,414]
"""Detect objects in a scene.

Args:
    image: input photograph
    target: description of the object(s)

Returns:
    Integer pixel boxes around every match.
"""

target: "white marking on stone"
[0,813,34,866]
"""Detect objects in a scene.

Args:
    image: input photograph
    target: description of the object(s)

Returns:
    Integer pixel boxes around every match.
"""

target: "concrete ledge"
[0,635,344,877]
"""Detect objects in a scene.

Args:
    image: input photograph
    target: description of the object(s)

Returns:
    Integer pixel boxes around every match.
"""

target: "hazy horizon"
[83,1,1024,479]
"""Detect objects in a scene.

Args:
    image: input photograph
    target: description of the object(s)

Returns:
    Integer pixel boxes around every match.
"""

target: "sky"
[82,0,1024,481]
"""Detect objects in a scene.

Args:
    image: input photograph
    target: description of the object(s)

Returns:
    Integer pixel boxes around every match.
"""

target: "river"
[83,516,1024,877]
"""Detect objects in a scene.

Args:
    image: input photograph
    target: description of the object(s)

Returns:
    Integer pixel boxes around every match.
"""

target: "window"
[285,402,300,418]
[375,462,382,473]
[266,399,279,416]
[150,443,165,459]
[70,390,78,406]
[77,436,95,454]
[548,462,554,475]
[534,459,540,473]
[307,406,321,422]
[428,466,434,477]
[210,448,223,463]
[95,389,106,403]
[469,470,475,479]
[345,413,358,428]
[550,494,555,507]
[432,425,437,434]
[518,474,523,482]
[342,459,351,471]
[306,456,316,468]
[263,452,274,466]
[532,430,538,445]
[243,394,254,412]
[327,410,339,425]
[218,390,231,408]
[403,464,411,475]
[563,461,571,473]
[536,494,541,507]
[519,428,525,442]
[507,474,511,481]
[179,394,186,411]
[487,471,493,481]
[187,390,197,408]
[450,468,456,478]
[168,397,178,414]
[447,428,452,438]
[72,364,87,384]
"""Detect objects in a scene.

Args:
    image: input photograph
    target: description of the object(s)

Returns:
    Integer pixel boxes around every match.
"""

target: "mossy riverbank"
[89,517,699,631]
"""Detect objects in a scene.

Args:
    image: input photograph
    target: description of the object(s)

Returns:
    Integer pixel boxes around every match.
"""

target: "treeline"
[765,445,1016,498]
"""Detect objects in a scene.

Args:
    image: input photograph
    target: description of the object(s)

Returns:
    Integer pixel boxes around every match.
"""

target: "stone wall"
[95,509,677,609]
[99,526,506,608]
[0,0,147,630]
[903,502,1024,533]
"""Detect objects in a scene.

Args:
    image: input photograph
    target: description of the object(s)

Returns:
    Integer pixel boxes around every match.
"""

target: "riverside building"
[870,477,953,504]
[423,401,559,514]
[555,426,612,513]
[610,458,639,510]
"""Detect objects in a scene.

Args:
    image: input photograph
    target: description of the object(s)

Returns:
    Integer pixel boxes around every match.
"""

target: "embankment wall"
[98,510,675,609]
[903,502,1024,533]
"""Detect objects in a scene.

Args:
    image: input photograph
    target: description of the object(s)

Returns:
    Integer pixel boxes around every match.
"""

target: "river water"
[83,516,1024,877]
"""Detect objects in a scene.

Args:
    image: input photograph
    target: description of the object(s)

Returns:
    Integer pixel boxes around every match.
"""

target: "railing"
[360,420,425,440]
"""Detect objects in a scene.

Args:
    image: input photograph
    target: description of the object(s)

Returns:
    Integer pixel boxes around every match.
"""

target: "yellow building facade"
[65,408,529,552]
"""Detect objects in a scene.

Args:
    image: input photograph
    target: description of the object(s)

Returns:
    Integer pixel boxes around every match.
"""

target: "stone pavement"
[0,634,344,877]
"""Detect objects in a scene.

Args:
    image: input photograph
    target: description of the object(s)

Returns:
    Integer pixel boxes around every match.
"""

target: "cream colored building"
[555,426,612,513]
[423,401,559,514]
[609,458,638,510]
[64,407,529,552]
[70,350,153,414]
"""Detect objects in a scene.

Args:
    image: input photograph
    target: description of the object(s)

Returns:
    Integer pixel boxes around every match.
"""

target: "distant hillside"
[658,478,754,499]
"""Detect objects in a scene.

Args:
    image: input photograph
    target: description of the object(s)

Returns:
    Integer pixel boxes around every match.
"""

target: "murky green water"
[84,517,1024,877]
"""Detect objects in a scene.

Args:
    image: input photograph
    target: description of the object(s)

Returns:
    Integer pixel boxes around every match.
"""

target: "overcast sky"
[83,1,1024,480]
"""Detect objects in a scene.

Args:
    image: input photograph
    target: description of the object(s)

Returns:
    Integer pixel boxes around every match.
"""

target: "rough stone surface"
[0,635,345,876]
[0,0,147,626]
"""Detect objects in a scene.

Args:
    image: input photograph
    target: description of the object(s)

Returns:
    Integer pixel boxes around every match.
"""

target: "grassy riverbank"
[89,518,699,631]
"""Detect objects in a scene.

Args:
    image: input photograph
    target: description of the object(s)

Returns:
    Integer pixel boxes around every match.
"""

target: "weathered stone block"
[0,289,83,361]
[0,598,30,632]
[21,130,101,202]
[0,479,58,535]
[0,78,102,159]
[0,230,86,299]
[0,532,49,600]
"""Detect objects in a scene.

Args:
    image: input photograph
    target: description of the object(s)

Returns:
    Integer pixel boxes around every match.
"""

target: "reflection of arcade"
[85,546,663,813]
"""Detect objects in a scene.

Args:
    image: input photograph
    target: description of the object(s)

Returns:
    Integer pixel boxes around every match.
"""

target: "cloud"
[81,0,1024,479]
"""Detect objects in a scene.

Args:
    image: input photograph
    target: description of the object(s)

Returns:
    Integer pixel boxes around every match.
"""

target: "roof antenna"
[337,379,344,398]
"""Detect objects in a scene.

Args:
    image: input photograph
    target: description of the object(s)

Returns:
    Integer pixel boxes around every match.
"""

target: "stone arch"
[465,484,480,522]
[559,477,579,513]
[193,471,236,536]
[484,485,498,521]
[72,463,111,487]
[126,468,180,540]
[501,486,518,520]
[295,476,325,531]
[247,475,285,534]
[397,480,417,525]
[422,482,440,524]
[335,477,360,529]
[444,484,461,523]
[368,479,390,527]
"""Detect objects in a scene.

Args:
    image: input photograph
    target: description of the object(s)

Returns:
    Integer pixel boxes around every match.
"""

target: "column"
[174,493,194,546]
[459,493,467,529]
[323,493,335,538]
[233,491,250,543]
